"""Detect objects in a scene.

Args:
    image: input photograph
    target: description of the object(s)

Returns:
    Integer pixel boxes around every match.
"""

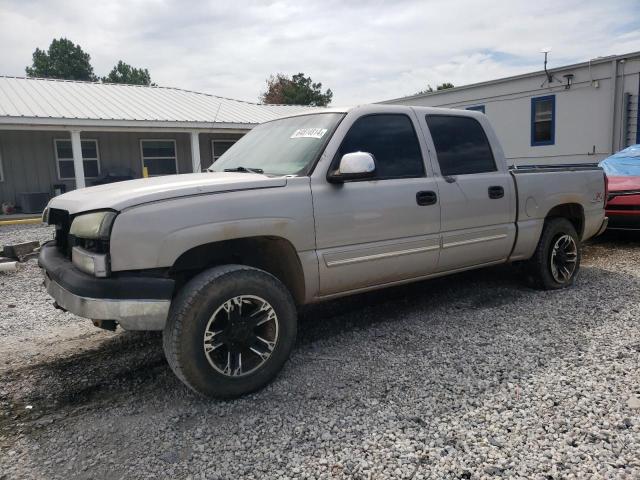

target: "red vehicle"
[600,145,640,230]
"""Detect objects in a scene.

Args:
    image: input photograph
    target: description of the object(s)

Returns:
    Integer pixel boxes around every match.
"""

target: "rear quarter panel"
[510,168,606,261]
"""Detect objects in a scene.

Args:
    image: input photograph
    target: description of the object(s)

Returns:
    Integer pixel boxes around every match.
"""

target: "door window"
[425,115,496,176]
[336,114,424,180]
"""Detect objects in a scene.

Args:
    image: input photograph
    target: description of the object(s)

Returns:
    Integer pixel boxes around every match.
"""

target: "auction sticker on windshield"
[290,128,327,139]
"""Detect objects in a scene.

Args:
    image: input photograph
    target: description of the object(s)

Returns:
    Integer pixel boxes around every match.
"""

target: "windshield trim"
[299,112,347,176]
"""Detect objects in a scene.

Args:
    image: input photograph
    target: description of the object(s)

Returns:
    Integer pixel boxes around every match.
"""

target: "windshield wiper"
[223,166,264,174]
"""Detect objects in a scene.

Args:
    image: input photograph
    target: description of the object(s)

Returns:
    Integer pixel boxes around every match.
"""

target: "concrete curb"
[0,218,43,226]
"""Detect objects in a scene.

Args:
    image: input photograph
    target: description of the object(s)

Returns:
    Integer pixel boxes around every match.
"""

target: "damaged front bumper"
[39,242,173,331]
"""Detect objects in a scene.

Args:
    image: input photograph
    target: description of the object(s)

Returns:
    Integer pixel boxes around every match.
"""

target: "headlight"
[70,211,117,239]
[42,207,50,224]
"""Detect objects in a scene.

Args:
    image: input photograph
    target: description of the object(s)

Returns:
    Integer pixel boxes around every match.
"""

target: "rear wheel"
[525,218,581,290]
[163,265,297,398]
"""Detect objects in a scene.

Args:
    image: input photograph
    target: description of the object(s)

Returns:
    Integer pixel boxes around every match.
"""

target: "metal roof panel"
[0,77,321,127]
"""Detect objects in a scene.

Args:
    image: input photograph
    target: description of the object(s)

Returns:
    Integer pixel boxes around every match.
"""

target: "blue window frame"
[531,95,555,146]
[466,105,485,114]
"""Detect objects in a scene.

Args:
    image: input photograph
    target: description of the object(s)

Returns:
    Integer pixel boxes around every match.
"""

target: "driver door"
[311,112,441,296]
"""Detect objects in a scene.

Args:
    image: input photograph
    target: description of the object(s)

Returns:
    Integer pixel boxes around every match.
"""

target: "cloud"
[0,0,638,105]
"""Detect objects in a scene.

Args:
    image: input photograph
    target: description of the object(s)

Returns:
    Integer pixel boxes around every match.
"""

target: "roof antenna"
[541,48,554,87]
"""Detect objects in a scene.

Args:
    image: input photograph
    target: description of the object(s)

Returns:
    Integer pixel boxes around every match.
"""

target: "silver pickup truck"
[39,104,607,398]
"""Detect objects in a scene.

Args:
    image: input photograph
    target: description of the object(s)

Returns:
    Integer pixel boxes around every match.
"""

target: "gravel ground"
[0,225,639,479]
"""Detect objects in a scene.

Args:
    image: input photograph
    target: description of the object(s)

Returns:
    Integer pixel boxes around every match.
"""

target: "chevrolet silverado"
[39,105,608,398]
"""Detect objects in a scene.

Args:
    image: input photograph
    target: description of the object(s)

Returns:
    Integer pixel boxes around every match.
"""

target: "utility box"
[52,184,67,197]
[17,192,50,213]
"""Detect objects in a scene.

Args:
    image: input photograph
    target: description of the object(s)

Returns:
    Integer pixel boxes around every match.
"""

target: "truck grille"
[608,204,640,211]
[47,208,71,258]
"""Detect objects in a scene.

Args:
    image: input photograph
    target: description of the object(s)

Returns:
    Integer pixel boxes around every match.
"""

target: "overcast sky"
[1,0,639,105]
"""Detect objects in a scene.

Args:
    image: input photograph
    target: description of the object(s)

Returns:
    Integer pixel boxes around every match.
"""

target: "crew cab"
[39,105,608,398]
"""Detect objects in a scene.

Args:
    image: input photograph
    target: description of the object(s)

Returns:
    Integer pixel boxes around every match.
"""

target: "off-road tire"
[163,265,297,398]
[525,218,581,290]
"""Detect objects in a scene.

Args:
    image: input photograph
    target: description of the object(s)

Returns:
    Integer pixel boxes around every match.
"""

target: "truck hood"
[48,172,287,214]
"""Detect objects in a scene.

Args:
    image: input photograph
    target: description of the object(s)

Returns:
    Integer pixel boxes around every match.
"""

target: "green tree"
[103,60,154,86]
[25,38,97,81]
[415,82,455,95]
[261,73,333,106]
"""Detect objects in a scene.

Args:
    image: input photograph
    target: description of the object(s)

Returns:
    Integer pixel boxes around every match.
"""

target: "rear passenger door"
[421,114,515,271]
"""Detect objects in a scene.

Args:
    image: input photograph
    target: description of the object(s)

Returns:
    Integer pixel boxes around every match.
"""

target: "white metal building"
[383,51,640,167]
[0,77,316,211]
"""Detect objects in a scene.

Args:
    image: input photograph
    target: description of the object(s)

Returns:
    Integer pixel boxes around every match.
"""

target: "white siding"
[0,130,246,206]
[385,54,640,166]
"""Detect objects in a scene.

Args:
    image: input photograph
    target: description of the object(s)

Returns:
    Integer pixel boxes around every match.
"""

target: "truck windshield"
[209,112,344,176]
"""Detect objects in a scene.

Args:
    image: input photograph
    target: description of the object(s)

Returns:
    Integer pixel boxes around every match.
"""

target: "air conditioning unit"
[17,192,50,213]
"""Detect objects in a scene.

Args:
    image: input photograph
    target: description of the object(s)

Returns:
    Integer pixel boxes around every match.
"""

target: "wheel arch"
[544,203,585,238]
[169,235,306,305]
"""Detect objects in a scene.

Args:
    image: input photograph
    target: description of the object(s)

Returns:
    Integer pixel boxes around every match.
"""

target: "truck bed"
[508,164,606,261]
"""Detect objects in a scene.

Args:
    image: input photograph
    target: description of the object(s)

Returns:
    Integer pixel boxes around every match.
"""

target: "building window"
[211,140,236,164]
[54,139,100,180]
[140,140,178,176]
[426,115,496,176]
[466,105,485,114]
[531,95,555,146]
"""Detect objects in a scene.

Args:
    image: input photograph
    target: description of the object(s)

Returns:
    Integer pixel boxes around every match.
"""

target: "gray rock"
[627,396,640,409]
[1,226,639,479]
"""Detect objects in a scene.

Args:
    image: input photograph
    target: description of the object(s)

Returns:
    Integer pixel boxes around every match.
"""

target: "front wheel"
[524,218,581,290]
[163,265,297,398]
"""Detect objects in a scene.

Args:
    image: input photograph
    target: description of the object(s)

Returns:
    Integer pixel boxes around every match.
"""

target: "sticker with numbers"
[290,128,328,139]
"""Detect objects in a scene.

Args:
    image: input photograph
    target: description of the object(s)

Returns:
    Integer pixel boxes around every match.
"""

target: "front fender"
[156,217,301,267]
[109,178,315,271]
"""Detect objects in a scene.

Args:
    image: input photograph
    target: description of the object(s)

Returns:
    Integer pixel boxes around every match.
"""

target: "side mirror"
[328,152,376,183]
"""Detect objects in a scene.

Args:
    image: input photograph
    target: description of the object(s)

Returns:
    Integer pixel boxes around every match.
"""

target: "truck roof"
[277,104,484,120]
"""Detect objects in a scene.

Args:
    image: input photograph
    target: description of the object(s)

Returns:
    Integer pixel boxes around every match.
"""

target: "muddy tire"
[525,218,581,290]
[163,265,297,399]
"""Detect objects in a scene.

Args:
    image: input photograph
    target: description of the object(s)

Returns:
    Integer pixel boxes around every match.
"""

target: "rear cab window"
[335,114,425,180]
[425,115,496,176]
